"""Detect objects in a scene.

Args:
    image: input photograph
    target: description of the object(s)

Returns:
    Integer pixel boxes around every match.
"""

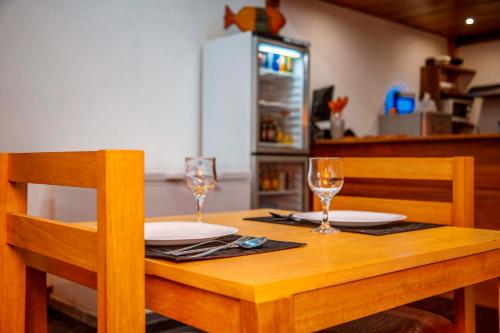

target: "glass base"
[312,225,340,234]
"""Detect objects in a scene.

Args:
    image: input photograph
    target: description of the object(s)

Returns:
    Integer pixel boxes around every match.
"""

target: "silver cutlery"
[163,235,251,256]
[269,211,296,220]
[163,239,231,256]
[269,211,314,223]
[185,236,268,258]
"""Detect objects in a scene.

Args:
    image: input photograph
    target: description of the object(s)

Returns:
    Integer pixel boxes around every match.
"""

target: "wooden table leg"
[26,267,47,333]
[454,286,476,333]
[240,297,295,333]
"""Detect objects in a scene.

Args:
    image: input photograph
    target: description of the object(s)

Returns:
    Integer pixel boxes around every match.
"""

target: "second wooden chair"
[0,150,145,332]
[313,156,474,333]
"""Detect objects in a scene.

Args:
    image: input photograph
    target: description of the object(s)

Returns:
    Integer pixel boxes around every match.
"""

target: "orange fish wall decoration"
[224,5,286,35]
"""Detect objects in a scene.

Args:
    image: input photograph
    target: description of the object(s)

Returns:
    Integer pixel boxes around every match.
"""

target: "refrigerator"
[202,32,310,211]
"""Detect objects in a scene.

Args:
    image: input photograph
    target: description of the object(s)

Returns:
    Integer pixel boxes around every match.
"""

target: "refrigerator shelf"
[259,68,295,79]
[259,100,301,110]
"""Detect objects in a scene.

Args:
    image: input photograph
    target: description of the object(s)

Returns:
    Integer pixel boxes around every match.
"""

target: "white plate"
[294,210,407,227]
[144,221,238,245]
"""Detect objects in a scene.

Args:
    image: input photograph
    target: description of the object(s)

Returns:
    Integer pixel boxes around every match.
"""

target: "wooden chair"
[0,150,145,333]
[313,157,475,333]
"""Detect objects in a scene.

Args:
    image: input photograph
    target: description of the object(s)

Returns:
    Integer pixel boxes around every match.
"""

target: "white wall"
[0,0,262,173]
[459,40,500,86]
[280,0,447,135]
[458,40,500,134]
[0,0,448,168]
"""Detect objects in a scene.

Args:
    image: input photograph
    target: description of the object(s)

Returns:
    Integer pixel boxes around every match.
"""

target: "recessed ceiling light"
[465,17,474,25]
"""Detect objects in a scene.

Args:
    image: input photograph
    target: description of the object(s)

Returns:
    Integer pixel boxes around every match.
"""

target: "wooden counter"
[313,134,500,230]
[312,134,500,308]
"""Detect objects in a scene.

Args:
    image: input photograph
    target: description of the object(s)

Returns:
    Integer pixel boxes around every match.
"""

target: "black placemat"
[243,216,445,236]
[145,234,306,262]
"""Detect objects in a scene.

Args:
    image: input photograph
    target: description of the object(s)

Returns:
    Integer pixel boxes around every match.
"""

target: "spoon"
[238,236,268,249]
[186,236,268,258]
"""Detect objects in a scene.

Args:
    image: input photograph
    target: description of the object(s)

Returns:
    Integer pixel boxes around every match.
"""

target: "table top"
[79,209,500,303]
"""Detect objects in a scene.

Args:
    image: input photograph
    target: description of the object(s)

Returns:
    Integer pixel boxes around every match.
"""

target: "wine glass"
[185,157,217,222]
[308,157,344,234]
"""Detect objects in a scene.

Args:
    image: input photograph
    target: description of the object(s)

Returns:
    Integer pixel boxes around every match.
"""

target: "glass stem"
[196,196,205,222]
[320,197,331,230]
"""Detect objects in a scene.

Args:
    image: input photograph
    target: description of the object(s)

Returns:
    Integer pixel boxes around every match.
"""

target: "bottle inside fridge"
[252,155,308,211]
[256,42,307,152]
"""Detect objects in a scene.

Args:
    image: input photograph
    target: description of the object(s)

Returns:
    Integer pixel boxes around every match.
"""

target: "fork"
[162,239,230,256]
[162,236,250,256]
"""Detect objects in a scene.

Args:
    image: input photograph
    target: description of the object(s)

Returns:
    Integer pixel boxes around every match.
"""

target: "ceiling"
[321,0,500,45]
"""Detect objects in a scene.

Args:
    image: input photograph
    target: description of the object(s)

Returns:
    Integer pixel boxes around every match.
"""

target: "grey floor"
[48,309,203,333]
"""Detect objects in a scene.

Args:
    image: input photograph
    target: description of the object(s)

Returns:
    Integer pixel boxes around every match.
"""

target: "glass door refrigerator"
[202,32,310,211]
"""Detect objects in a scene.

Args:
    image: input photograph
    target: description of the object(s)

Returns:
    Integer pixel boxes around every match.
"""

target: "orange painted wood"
[454,286,476,333]
[2,150,145,333]
[341,157,454,180]
[293,249,500,332]
[8,151,98,188]
[138,210,500,304]
[453,157,475,227]
[96,150,145,333]
[240,297,295,333]
[24,251,97,289]
[312,137,498,231]
[145,275,241,332]
[0,153,27,333]
[26,267,48,333]
[22,210,500,333]
[6,213,98,271]
[311,157,475,330]
[313,157,473,226]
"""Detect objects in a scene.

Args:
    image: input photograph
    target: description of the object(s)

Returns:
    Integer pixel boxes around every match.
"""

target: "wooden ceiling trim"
[321,0,500,45]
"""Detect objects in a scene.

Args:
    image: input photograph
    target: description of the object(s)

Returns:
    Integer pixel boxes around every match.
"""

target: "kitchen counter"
[313,133,500,230]
[315,133,500,145]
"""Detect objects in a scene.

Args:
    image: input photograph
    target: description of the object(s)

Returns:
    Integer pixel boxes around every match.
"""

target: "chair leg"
[1,159,27,332]
[0,245,26,332]
[454,286,476,333]
[26,267,47,333]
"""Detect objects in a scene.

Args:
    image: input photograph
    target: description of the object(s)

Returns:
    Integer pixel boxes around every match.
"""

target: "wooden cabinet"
[420,64,475,110]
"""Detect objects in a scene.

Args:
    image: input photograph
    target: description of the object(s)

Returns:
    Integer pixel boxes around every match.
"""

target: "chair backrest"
[312,157,474,227]
[0,150,145,332]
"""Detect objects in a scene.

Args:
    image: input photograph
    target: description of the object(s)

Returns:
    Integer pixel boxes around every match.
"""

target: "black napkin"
[243,216,444,236]
[145,234,306,262]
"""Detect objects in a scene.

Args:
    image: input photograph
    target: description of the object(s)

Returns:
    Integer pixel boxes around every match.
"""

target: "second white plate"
[145,221,238,245]
[294,210,407,227]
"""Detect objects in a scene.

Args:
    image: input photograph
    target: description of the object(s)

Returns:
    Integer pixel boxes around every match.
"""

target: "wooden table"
[31,209,500,332]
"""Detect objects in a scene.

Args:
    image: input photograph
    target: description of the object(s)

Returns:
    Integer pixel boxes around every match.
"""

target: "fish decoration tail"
[224,5,235,29]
